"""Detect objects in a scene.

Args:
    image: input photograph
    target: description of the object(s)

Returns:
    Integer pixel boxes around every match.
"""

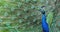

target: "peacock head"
[39,6,45,14]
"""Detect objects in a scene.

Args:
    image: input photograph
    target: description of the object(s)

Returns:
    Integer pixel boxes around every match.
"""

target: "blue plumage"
[42,14,49,32]
[39,6,49,32]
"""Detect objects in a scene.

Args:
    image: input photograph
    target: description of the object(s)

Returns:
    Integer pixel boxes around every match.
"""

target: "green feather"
[46,12,53,27]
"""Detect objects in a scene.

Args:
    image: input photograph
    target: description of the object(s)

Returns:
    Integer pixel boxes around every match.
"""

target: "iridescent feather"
[46,12,53,27]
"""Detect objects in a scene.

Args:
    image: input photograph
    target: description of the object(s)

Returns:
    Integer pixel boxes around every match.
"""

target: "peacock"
[39,6,49,32]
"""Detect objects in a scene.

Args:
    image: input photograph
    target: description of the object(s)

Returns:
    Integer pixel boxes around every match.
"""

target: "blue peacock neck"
[42,14,47,23]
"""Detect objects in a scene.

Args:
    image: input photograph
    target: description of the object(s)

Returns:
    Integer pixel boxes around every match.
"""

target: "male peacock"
[40,6,49,32]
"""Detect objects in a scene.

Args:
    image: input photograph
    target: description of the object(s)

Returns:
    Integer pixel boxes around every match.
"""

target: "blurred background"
[0,0,60,32]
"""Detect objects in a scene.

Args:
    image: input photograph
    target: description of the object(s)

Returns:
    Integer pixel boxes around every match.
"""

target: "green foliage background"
[0,0,60,32]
